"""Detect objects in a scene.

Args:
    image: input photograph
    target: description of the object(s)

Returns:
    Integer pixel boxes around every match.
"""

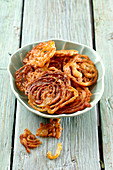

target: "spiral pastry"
[49,50,78,70]
[15,64,49,92]
[63,54,98,86]
[25,67,78,114]
[56,82,91,114]
[23,40,56,68]
[15,65,34,91]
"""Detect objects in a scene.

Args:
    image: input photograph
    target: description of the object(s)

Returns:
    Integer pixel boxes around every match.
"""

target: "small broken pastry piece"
[20,128,41,153]
[36,118,63,139]
[47,143,62,160]
[23,40,56,68]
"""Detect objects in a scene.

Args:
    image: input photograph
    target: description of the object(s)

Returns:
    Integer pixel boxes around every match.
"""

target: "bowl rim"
[8,38,105,118]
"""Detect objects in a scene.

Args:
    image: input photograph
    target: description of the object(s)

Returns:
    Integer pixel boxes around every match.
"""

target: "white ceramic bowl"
[8,39,105,118]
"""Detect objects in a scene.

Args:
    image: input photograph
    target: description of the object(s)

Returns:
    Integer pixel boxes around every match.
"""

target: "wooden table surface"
[0,0,113,169]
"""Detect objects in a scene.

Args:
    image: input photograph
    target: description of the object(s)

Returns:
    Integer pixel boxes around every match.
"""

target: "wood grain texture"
[0,0,22,69]
[13,0,100,169]
[0,0,22,169]
[0,71,15,170]
[93,0,113,169]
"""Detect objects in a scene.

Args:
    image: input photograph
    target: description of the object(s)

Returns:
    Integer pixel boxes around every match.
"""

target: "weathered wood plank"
[0,71,15,169]
[0,0,23,169]
[93,0,113,169]
[0,0,22,69]
[13,0,100,169]
[13,103,100,170]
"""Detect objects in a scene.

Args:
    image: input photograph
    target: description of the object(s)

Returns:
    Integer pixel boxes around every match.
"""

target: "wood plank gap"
[90,0,104,169]
[90,0,96,50]
[10,1,25,169]
[10,99,17,170]
[98,102,105,169]
[19,0,25,48]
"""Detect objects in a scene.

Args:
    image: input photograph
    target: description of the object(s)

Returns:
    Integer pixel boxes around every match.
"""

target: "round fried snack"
[54,50,78,57]
[47,143,62,160]
[26,64,49,84]
[63,54,98,86]
[15,65,34,92]
[56,83,91,114]
[23,40,56,68]
[25,67,78,114]
[15,63,49,92]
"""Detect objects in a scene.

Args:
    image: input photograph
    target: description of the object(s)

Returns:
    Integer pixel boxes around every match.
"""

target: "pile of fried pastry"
[15,40,98,114]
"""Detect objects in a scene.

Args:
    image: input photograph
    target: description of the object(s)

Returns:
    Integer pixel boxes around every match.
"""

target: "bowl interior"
[8,39,104,118]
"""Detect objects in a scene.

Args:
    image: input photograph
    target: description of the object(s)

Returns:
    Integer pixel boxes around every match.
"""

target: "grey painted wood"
[13,0,100,169]
[0,0,22,69]
[0,71,15,169]
[13,103,100,170]
[93,0,113,169]
[0,0,22,170]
